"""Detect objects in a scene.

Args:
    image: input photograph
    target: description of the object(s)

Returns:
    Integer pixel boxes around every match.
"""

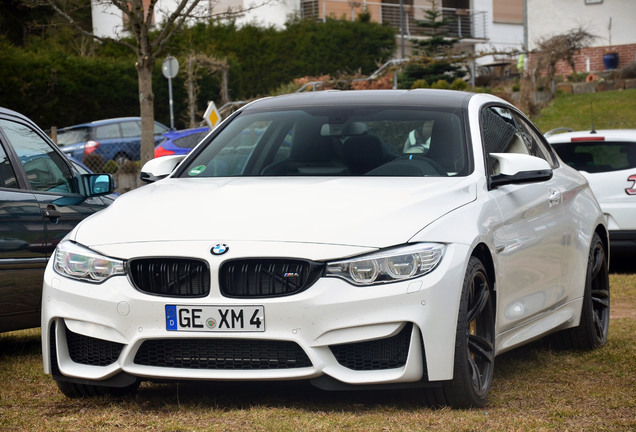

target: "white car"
[546,129,636,253]
[42,90,610,408]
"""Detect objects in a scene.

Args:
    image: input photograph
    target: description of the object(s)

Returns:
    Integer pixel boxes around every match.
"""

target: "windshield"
[552,141,636,173]
[179,106,468,178]
[57,127,90,146]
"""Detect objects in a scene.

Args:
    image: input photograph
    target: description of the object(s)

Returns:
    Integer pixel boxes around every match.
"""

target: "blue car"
[154,126,210,158]
[57,117,169,167]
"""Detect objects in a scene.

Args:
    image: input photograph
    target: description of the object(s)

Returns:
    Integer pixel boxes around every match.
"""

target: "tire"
[56,379,139,398]
[558,232,610,349]
[427,256,495,408]
[114,153,131,166]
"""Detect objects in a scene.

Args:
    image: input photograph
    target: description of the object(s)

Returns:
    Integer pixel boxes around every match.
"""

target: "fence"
[300,0,487,40]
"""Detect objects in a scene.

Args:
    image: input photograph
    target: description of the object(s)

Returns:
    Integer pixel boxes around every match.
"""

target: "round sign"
[162,56,179,79]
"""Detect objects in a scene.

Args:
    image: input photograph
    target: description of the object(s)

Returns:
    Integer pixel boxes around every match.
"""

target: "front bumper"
[41,241,469,388]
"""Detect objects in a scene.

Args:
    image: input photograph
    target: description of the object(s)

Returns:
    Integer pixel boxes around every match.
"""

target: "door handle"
[549,189,562,207]
[44,205,61,221]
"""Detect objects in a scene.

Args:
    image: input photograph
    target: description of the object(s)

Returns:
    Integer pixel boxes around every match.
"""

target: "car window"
[552,141,636,173]
[154,122,170,135]
[181,107,467,178]
[481,106,555,174]
[0,142,19,189]
[121,121,142,138]
[56,127,90,146]
[0,119,77,193]
[509,112,556,166]
[172,130,209,149]
[95,123,121,140]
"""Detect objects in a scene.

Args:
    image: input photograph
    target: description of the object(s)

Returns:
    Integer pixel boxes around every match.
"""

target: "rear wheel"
[558,232,610,349]
[427,256,495,408]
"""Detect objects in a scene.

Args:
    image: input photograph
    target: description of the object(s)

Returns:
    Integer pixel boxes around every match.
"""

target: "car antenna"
[590,101,597,134]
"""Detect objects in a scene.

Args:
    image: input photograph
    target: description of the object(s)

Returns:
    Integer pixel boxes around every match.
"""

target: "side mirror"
[81,173,115,196]
[140,155,186,183]
[490,153,553,188]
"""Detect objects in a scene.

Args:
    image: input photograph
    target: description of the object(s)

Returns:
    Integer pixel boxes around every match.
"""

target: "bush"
[102,160,119,174]
[431,79,450,89]
[82,153,105,173]
[411,79,429,89]
[449,78,468,90]
[619,61,636,79]
[118,160,139,174]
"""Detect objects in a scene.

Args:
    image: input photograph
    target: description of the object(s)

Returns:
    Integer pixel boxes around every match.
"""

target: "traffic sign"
[162,56,179,79]
[204,101,221,129]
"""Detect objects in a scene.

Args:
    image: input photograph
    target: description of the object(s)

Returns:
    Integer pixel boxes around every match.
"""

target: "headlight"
[53,240,125,283]
[325,243,445,286]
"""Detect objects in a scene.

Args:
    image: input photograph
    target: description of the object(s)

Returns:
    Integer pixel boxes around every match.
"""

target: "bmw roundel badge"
[211,243,229,255]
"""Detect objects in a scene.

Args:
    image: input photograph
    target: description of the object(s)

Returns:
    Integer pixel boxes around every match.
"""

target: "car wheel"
[114,153,131,166]
[427,256,495,408]
[558,232,610,349]
[56,379,139,398]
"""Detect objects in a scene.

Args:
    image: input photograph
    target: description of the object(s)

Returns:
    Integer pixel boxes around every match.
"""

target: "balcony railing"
[300,0,487,41]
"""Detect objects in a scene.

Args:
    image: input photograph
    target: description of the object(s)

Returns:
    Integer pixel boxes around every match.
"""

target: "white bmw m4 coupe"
[42,90,610,408]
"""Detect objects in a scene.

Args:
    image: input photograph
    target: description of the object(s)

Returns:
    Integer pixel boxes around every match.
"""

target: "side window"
[121,121,142,138]
[510,112,557,167]
[154,122,169,135]
[95,123,121,140]
[0,119,77,193]
[0,142,19,189]
[481,106,556,174]
[481,107,526,174]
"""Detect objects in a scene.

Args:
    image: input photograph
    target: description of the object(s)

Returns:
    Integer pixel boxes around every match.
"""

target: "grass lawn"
[1,272,634,432]
[531,88,636,133]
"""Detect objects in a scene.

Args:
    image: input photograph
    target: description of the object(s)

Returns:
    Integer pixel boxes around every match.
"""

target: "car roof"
[58,117,145,131]
[0,106,38,124]
[547,129,636,143]
[242,89,475,112]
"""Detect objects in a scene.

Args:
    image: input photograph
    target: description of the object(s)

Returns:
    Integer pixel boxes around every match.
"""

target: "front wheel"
[427,256,495,408]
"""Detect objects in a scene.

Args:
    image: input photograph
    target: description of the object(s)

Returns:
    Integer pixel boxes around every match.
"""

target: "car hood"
[74,177,477,248]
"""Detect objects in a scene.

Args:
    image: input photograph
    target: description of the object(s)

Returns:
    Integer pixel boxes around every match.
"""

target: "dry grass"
[1,272,634,432]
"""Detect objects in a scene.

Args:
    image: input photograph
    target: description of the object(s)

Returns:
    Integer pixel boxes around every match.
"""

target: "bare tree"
[28,0,269,166]
[535,27,596,88]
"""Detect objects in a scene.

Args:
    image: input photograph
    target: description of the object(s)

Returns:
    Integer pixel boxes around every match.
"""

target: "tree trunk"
[137,57,156,167]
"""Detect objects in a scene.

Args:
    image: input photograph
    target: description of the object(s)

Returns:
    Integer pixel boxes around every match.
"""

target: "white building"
[91,0,525,70]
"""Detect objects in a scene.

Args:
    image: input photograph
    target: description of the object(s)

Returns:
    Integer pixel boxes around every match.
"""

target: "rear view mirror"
[81,173,115,196]
[490,153,553,188]
[140,155,186,183]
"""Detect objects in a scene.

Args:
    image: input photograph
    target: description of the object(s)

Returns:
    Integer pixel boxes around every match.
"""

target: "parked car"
[42,90,609,408]
[546,129,636,253]
[56,117,169,168]
[0,107,116,333]
[154,126,209,158]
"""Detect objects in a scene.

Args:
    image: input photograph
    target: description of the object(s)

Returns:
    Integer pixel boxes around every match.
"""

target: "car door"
[0,115,107,331]
[481,105,568,334]
[0,135,48,331]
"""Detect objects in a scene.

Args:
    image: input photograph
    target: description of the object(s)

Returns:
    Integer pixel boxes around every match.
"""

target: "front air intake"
[128,258,210,297]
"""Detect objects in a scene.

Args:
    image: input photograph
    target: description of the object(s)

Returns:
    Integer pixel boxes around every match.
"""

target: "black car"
[0,107,116,332]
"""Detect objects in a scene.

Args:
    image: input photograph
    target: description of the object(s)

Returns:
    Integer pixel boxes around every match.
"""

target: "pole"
[399,0,405,59]
[168,75,174,130]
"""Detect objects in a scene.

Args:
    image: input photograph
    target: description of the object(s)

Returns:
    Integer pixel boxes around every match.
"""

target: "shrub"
[431,79,450,89]
[102,160,119,174]
[82,153,105,173]
[449,78,468,90]
[118,160,139,174]
[411,79,429,89]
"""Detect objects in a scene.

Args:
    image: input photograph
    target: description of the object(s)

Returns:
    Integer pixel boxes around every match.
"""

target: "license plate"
[165,305,265,332]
